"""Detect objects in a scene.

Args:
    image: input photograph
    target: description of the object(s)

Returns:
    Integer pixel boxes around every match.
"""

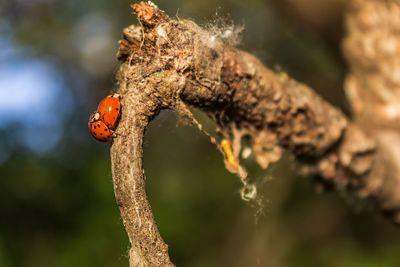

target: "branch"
[343,0,400,221]
[111,94,171,266]
[110,2,399,266]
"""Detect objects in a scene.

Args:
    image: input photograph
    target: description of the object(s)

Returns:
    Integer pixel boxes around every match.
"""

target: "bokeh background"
[1,0,400,266]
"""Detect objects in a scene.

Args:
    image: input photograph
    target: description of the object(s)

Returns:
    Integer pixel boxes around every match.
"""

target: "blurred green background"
[1,0,400,266]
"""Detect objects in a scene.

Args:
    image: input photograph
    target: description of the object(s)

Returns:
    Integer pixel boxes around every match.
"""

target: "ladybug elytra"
[88,112,113,142]
[88,93,121,142]
[97,93,121,129]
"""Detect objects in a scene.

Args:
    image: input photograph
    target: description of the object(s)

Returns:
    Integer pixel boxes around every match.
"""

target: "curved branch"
[110,2,399,266]
[110,87,173,265]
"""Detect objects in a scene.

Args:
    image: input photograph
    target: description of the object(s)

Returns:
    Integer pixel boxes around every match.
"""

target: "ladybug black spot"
[100,133,103,136]
[116,108,119,111]
[104,128,108,132]
[94,133,97,136]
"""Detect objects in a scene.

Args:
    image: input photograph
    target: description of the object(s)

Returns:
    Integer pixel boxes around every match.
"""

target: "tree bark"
[109,1,400,266]
[343,0,400,221]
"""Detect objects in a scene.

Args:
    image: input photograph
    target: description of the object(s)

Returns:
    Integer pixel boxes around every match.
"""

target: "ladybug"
[88,112,113,142]
[96,93,121,130]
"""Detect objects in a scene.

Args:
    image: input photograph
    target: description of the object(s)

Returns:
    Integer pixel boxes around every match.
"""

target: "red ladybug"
[88,112,113,142]
[96,93,121,130]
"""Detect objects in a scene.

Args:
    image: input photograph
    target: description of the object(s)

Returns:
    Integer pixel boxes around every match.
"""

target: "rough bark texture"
[109,1,400,266]
[110,86,171,266]
[343,0,400,221]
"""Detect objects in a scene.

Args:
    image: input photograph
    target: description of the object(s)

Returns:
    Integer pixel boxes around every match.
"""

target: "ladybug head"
[89,112,101,122]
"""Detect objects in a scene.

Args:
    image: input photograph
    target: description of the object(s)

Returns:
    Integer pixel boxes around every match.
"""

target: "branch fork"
[110,1,400,266]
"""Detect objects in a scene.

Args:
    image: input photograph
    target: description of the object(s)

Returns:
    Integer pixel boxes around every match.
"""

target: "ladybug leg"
[111,129,117,138]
